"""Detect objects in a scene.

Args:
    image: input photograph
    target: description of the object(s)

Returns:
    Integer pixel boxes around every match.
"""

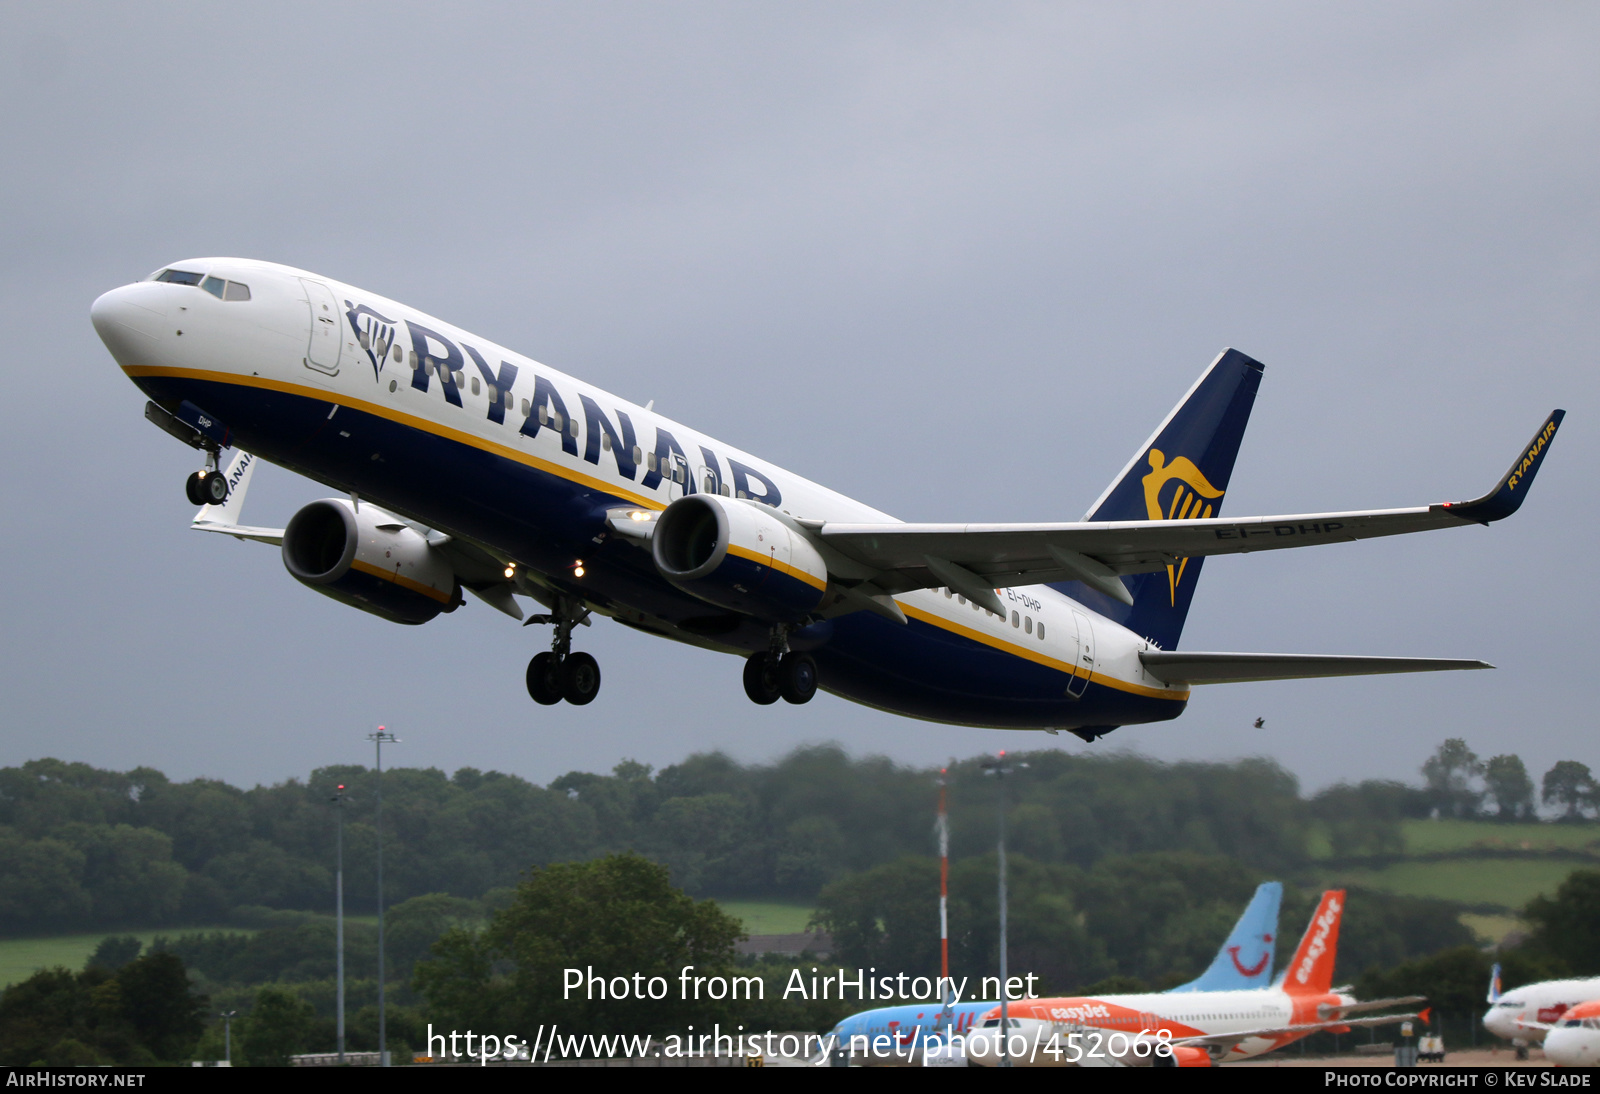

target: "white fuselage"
[92,257,1188,730]
[1484,978,1600,1045]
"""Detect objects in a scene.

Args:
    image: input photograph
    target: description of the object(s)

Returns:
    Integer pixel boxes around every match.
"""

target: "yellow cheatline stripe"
[900,602,1189,702]
[349,558,454,603]
[123,365,668,512]
[725,543,829,592]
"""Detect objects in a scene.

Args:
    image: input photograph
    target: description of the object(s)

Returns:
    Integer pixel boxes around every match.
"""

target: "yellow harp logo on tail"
[1142,449,1225,605]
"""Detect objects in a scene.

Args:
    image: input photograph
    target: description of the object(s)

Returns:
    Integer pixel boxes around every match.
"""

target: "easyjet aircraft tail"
[1054,349,1264,649]
[1281,889,1346,996]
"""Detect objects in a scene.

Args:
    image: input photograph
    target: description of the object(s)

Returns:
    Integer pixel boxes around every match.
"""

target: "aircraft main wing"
[816,411,1562,600]
[1172,1011,1421,1053]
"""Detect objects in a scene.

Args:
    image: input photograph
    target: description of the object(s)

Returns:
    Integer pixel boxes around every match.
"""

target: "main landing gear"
[742,627,817,705]
[524,597,601,706]
[183,447,229,506]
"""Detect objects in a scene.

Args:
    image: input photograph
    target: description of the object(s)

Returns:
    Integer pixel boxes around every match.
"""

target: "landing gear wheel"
[200,470,229,505]
[562,652,601,705]
[743,653,782,705]
[185,472,207,505]
[526,652,564,705]
[779,653,818,705]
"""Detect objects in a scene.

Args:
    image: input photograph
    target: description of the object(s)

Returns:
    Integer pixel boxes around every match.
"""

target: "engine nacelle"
[652,494,827,622]
[282,499,460,625]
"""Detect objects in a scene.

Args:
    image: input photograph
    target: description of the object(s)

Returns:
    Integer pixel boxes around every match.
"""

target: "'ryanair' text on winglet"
[1436,410,1564,525]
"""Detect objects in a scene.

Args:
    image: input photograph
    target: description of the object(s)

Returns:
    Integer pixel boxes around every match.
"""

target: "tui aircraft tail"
[1052,348,1264,650]
[1169,881,1282,993]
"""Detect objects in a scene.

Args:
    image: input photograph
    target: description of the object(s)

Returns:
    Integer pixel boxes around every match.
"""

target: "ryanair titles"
[345,302,783,509]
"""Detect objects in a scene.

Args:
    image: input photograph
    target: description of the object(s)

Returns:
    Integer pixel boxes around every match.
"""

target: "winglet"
[1440,410,1564,525]
[191,450,286,545]
[193,450,258,528]
[1487,962,1502,1005]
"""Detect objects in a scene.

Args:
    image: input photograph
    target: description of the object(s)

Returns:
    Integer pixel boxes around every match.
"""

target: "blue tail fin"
[1167,881,1282,993]
[1052,348,1264,649]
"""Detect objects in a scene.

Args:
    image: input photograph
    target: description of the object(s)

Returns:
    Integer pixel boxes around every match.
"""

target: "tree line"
[0,740,1592,934]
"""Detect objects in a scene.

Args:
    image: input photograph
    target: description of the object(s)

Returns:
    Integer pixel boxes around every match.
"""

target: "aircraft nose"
[91,282,170,370]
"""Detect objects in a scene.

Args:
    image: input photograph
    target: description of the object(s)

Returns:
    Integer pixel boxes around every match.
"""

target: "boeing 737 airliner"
[91,259,1563,734]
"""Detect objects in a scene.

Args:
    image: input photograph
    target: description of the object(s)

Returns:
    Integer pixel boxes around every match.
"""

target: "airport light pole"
[332,782,347,1065]
[982,752,1026,1068]
[221,1010,236,1065]
[368,727,400,1067]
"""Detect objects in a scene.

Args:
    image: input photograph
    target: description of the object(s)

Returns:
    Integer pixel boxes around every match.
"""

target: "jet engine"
[281,499,460,624]
[652,494,827,622]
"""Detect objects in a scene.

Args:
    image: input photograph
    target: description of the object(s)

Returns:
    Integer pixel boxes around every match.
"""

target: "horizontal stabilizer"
[1139,651,1491,685]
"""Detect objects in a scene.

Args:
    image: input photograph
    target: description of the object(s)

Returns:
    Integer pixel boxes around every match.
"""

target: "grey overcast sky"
[1,3,1593,794]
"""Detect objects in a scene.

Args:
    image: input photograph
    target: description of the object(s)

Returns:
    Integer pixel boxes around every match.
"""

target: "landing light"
[504,566,515,578]
[573,559,586,578]
[629,510,648,521]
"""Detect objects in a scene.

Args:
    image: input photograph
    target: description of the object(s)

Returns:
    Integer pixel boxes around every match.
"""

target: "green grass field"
[712,901,816,935]
[1400,819,1600,855]
[1324,857,1581,911]
[0,927,255,989]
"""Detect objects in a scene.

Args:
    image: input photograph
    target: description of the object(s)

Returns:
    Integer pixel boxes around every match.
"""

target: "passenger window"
[538,406,548,424]
[1011,611,1020,628]
[1025,617,1032,634]
[201,275,226,298]
[958,595,967,606]
[601,433,612,451]
[391,343,401,362]
[521,399,530,416]
[155,268,204,285]
[567,418,578,438]
[454,369,465,386]
[943,588,952,598]
[1038,623,1045,640]
[632,445,643,463]
[471,376,481,396]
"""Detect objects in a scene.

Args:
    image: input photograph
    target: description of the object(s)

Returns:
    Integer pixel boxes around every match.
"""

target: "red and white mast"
[937,766,952,1021]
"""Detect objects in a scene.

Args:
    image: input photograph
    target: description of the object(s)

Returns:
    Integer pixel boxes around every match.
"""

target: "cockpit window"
[154,268,204,285]
[183,273,252,301]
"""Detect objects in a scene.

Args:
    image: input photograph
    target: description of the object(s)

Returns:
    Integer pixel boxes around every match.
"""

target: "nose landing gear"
[524,597,601,706]
[183,447,229,506]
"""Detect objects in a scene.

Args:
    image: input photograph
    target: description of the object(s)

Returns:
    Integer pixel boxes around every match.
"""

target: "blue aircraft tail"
[1052,348,1264,650]
[1168,881,1282,993]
